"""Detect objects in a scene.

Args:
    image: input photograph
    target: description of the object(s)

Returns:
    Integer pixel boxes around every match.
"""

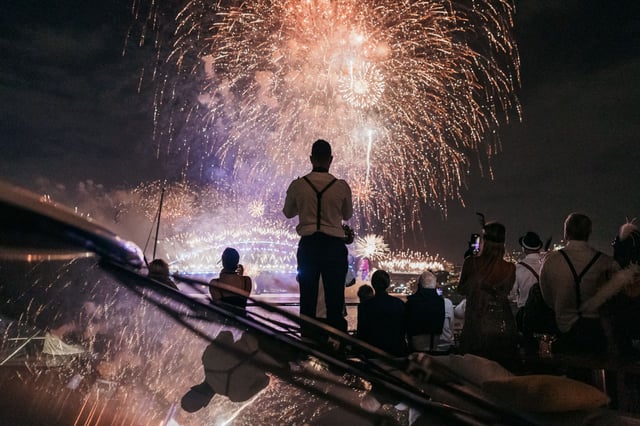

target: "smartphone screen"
[472,234,481,254]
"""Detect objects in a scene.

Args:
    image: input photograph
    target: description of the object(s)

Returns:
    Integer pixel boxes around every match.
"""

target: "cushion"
[434,354,514,387]
[482,375,609,413]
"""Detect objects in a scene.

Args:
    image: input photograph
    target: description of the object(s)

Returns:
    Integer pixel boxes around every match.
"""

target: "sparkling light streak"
[134,0,521,237]
[132,180,206,222]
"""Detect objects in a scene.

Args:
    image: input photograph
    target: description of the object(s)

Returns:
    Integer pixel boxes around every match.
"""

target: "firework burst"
[132,180,203,222]
[247,200,266,218]
[134,0,520,234]
[354,234,390,260]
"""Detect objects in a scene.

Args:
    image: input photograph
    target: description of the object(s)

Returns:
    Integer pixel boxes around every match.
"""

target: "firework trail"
[132,180,205,222]
[132,0,520,234]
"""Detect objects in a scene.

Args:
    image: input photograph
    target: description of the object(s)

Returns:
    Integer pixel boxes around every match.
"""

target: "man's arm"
[282,181,298,218]
[342,181,353,220]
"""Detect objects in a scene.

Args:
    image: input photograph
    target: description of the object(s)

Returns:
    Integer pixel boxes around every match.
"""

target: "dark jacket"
[406,288,445,337]
[357,292,408,357]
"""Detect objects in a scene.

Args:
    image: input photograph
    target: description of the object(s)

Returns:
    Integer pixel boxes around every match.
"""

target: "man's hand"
[342,224,355,244]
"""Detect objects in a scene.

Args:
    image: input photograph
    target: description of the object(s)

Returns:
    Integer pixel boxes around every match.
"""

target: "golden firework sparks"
[133,0,520,233]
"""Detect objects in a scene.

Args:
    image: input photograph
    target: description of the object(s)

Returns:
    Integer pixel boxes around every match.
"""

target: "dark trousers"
[297,233,348,337]
[553,317,607,356]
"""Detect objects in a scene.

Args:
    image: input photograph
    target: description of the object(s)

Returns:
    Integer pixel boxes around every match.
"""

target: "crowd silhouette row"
[141,140,639,413]
[147,141,639,369]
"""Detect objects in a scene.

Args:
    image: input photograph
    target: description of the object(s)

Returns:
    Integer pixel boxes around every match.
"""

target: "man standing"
[540,213,618,355]
[283,139,353,336]
[511,232,544,311]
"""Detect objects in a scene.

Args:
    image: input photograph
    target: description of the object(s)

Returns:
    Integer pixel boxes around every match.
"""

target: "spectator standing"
[283,139,353,336]
[572,219,640,357]
[511,232,544,310]
[584,220,640,412]
[406,271,454,354]
[539,213,618,355]
[457,221,518,366]
[357,270,408,357]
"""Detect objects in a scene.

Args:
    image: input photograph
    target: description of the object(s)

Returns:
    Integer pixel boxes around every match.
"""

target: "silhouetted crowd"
[354,213,640,368]
[150,140,640,413]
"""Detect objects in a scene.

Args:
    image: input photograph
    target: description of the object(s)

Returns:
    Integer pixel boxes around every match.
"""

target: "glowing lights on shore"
[163,226,450,277]
[43,179,456,276]
[377,249,451,275]
[163,221,300,275]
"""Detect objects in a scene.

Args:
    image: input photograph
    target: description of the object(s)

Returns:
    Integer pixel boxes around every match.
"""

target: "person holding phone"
[457,221,518,367]
[209,247,252,311]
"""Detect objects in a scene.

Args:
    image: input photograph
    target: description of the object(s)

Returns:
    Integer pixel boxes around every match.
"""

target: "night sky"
[1,0,639,263]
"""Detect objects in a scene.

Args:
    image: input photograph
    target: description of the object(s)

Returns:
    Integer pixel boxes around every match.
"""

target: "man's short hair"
[357,284,374,301]
[564,213,592,241]
[371,270,390,292]
[418,271,437,289]
[311,139,332,159]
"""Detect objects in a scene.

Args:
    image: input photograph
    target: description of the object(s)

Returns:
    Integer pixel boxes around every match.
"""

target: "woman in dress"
[457,221,518,366]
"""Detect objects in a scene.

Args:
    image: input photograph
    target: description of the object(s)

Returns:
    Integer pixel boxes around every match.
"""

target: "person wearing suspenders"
[283,140,353,338]
[540,213,619,355]
[511,231,544,313]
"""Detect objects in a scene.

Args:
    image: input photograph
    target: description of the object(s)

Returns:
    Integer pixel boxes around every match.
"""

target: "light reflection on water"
[0,257,407,425]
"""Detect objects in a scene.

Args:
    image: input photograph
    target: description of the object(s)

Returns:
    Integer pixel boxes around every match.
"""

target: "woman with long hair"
[457,221,518,366]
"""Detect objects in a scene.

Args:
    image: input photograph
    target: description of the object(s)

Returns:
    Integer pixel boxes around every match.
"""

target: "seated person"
[357,284,374,302]
[147,258,178,289]
[406,271,454,354]
[210,247,252,310]
[357,270,408,357]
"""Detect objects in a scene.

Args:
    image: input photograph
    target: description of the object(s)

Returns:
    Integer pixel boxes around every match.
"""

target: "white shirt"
[439,298,455,350]
[283,171,353,238]
[540,240,618,333]
[510,252,543,308]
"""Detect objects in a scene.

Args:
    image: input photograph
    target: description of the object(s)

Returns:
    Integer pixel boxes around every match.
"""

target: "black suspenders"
[302,176,337,231]
[517,262,539,299]
[518,262,539,281]
[558,250,602,315]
